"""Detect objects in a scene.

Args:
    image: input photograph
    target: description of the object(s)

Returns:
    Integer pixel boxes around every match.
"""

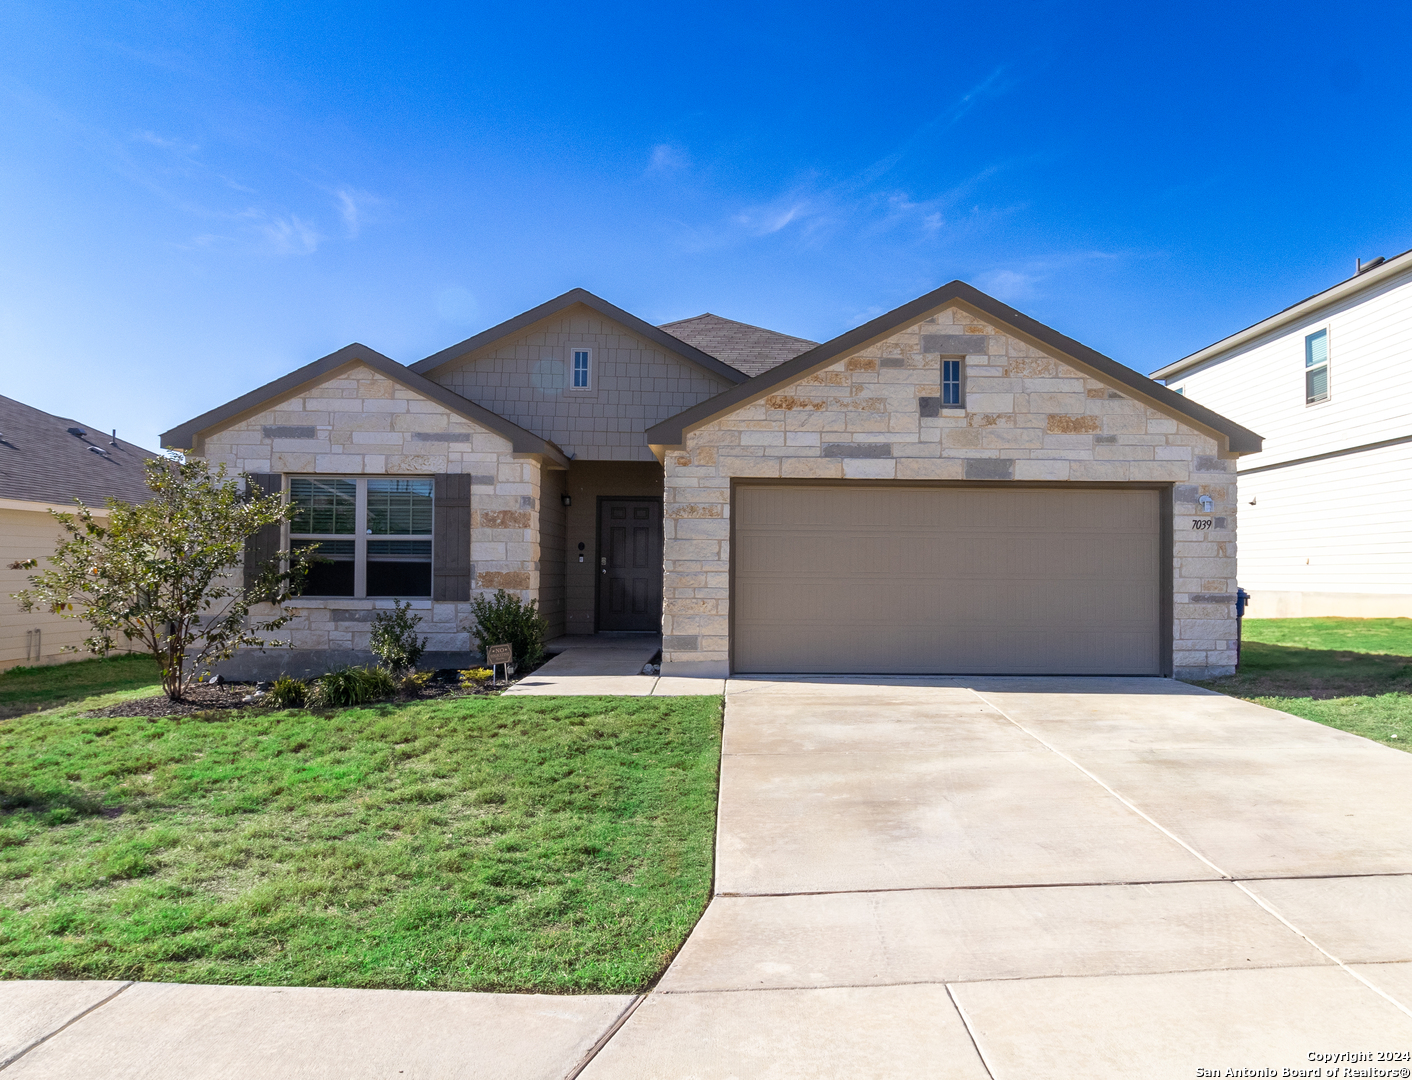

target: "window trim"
[288,475,435,599]
[1304,327,1331,406]
[568,346,592,392]
[940,356,966,409]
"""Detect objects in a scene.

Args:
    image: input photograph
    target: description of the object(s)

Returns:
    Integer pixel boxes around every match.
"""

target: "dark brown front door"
[598,498,662,631]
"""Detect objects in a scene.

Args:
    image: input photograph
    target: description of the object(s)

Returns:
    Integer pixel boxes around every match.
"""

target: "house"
[162,282,1261,681]
[1151,248,1412,618]
[1,394,158,671]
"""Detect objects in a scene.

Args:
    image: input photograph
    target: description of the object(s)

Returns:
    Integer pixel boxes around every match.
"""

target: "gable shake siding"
[657,305,1240,680]
[429,309,737,461]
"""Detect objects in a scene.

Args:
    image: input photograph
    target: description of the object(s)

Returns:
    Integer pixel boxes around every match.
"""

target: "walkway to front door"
[597,497,662,632]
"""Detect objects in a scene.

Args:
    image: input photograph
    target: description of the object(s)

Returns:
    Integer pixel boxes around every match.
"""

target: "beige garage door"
[733,484,1163,675]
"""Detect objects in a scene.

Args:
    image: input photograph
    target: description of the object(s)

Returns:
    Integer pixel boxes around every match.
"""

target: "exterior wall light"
[561,493,572,507]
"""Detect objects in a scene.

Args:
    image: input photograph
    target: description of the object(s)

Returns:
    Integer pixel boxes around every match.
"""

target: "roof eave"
[646,280,1263,459]
[1152,248,1412,381]
[161,344,570,467]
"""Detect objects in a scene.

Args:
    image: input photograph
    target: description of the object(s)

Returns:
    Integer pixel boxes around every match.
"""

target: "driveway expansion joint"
[563,993,647,1080]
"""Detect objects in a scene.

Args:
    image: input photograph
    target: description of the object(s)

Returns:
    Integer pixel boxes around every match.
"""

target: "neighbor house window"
[290,477,433,598]
[942,359,963,406]
[1172,386,1185,396]
[572,349,591,389]
[1305,329,1330,404]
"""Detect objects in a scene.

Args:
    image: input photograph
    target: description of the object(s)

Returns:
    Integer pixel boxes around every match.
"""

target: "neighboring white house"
[1152,248,1412,618]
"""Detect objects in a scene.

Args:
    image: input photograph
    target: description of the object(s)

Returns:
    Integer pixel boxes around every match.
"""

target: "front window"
[290,476,433,598]
[942,359,963,406]
[572,349,591,389]
[1305,329,1329,404]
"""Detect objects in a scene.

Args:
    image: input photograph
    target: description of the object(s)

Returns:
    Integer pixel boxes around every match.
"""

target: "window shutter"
[433,473,472,601]
[243,473,283,595]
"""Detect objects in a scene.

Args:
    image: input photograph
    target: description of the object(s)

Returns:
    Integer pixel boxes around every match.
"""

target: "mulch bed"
[81,662,551,719]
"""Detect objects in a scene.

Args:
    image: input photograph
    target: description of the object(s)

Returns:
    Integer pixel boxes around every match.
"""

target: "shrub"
[309,666,397,708]
[369,600,428,674]
[400,670,433,694]
[458,667,493,689]
[465,590,547,670]
[267,676,308,709]
[8,458,312,700]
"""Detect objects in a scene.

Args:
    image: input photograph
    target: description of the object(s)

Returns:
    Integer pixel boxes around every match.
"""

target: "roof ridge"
[659,311,817,343]
[410,289,748,386]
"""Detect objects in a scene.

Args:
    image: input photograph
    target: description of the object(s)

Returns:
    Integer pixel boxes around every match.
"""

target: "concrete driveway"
[583,676,1412,1079]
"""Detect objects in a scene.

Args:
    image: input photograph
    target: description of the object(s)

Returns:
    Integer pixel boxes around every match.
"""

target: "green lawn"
[0,658,723,993]
[0,654,161,719]
[1197,617,1412,750]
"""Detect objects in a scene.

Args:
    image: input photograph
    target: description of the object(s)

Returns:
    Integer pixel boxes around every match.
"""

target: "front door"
[598,498,663,631]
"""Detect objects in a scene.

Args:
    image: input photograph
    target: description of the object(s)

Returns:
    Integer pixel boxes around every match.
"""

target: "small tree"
[369,599,427,674]
[10,457,313,700]
[465,589,548,669]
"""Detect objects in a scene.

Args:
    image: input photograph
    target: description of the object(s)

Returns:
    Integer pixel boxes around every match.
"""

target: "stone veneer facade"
[659,306,1239,680]
[199,363,552,656]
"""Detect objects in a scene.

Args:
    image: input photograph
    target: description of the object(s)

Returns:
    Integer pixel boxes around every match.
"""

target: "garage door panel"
[733,484,1163,675]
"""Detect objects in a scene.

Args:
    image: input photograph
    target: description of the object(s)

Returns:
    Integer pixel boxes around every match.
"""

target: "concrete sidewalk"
[504,634,722,696]
[0,981,636,1079]
[581,676,1412,1079]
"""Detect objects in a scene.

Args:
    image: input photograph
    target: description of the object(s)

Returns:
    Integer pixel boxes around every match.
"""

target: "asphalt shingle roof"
[0,394,159,508]
[659,314,817,377]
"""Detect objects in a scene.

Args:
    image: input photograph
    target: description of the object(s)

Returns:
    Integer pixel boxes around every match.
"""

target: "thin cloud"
[976,251,1125,301]
[733,197,813,236]
[691,72,1015,252]
[647,144,690,175]
[10,83,361,258]
[255,214,322,255]
[133,130,200,155]
[332,186,383,238]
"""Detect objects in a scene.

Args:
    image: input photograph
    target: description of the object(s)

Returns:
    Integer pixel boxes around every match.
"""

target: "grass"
[0,658,723,993]
[1196,617,1412,750]
[0,654,161,719]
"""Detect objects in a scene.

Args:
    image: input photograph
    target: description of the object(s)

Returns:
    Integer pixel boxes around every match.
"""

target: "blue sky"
[2,0,1409,449]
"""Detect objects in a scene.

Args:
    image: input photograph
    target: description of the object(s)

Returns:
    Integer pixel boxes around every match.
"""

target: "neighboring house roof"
[1151,246,1412,382]
[160,343,571,466]
[646,280,1264,458]
[658,313,817,377]
[410,288,750,385]
[0,394,159,508]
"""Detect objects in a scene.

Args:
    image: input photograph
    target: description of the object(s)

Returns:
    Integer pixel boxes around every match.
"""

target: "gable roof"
[1151,246,1412,382]
[645,280,1263,457]
[410,288,750,385]
[160,344,571,466]
[0,394,159,508]
[658,313,817,377]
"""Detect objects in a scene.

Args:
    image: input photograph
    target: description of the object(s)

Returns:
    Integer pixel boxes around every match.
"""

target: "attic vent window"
[942,360,964,407]
[571,349,591,390]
